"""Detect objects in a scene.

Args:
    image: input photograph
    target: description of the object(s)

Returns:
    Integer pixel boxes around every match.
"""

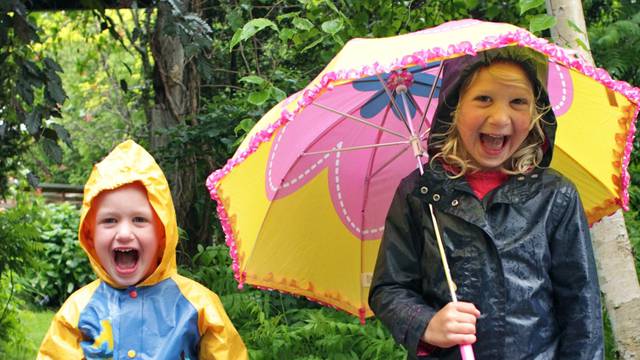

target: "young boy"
[38,140,248,359]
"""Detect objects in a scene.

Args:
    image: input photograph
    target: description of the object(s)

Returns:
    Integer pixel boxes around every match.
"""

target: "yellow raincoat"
[38,140,247,359]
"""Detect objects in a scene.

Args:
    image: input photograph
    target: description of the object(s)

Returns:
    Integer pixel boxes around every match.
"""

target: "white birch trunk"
[546,1,640,358]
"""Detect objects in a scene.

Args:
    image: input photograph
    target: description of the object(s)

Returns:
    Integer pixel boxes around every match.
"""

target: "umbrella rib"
[302,141,409,156]
[420,128,431,141]
[311,102,407,139]
[418,63,444,134]
[406,91,425,118]
[368,144,412,180]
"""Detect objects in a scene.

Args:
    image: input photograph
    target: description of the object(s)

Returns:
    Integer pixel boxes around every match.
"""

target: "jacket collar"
[412,163,544,209]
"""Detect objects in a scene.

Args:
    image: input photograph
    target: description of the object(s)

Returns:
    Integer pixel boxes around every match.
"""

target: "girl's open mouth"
[480,134,508,153]
[113,248,139,274]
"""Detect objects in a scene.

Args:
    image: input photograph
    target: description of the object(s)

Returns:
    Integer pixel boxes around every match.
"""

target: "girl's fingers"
[424,302,480,348]
[454,302,481,317]
[460,334,477,345]
[456,311,478,324]
[447,333,477,345]
[448,321,476,334]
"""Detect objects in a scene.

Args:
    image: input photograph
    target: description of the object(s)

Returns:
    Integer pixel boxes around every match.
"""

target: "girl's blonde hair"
[430,60,550,178]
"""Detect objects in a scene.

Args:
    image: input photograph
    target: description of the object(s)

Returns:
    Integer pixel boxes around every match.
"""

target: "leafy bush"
[180,243,238,296]
[180,244,407,359]
[0,276,31,357]
[226,292,406,360]
[0,200,42,354]
[20,202,93,308]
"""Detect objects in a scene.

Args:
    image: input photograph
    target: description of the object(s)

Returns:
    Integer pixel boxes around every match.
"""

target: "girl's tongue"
[481,134,506,151]
[114,249,138,271]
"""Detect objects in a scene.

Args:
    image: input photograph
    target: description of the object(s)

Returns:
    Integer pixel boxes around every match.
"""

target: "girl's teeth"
[481,134,505,149]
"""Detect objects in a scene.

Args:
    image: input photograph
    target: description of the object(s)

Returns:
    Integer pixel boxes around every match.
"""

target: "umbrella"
[206,19,640,323]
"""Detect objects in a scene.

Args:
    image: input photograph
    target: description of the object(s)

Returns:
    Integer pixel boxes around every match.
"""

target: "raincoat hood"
[428,46,558,168]
[79,140,178,288]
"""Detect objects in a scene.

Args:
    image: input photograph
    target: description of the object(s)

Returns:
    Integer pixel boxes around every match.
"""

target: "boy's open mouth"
[480,133,508,152]
[113,248,139,273]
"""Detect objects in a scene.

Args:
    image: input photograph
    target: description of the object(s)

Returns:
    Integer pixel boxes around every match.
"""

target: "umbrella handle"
[460,344,475,360]
[429,204,476,360]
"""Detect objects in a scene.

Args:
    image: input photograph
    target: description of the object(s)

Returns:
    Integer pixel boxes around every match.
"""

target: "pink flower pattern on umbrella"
[266,61,573,240]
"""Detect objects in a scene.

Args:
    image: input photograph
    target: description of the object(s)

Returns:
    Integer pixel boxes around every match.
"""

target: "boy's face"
[91,182,164,287]
[455,62,534,171]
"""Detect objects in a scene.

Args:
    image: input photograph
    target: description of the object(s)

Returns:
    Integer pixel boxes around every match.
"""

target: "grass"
[8,309,55,359]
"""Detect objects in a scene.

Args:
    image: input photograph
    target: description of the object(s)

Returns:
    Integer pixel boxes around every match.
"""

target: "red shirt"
[465,170,508,199]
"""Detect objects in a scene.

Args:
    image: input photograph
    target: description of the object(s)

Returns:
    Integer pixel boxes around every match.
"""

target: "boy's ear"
[82,226,95,249]
[157,235,166,263]
[82,207,97,249]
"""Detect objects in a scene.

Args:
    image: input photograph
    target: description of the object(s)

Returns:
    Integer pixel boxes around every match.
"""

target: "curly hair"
[429,60,551,178]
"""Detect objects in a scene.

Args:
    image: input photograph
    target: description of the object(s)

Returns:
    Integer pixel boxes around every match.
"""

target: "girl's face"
[455,62,535,171]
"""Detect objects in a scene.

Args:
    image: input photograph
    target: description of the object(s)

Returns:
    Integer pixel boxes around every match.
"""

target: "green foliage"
[603,304,619,359]
[8,309,56,359]
[230,18,279,50]
[0,275,31,357]
[234,302,406,360]
[623,208,640,278]
[0,0,70,191]
[0,203,41,280]
[587,1,640,86]
[0,196,42,355]
[19,201,93,308]
[517,0,557,33]
[24,10,149,185]
[528,14,557,33]
[180,243,238,296]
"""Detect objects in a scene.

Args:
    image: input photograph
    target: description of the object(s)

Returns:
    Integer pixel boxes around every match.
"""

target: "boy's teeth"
[114,249,138,269]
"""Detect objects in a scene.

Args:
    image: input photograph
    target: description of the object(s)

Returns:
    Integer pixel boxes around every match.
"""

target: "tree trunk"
[592,212,640,358]
[546,1,640,358]
[150,0,209,260]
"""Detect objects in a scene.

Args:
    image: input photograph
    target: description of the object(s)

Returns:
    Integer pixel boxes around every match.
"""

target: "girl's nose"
[487,104,510,125]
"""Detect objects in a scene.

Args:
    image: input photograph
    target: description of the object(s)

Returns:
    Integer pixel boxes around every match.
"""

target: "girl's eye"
[101,218,117,224]
[511,98,530,106]
[475,95,491,103]
[133,216,147,223]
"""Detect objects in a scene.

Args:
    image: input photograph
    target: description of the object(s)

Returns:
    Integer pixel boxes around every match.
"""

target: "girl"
[368,48,604,359]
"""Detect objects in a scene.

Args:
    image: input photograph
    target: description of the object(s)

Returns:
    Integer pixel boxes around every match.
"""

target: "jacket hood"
[79,140,178,288]
[428,46,557,168]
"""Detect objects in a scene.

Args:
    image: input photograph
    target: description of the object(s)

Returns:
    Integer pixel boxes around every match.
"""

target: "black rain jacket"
[368,48,604,360]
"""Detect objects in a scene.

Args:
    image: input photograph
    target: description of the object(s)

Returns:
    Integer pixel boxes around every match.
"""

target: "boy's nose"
[115,225,135,242]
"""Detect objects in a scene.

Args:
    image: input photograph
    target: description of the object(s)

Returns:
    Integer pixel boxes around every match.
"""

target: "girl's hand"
[422,302,481,348]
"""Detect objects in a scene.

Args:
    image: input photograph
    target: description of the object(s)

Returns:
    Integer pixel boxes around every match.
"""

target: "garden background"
[1,0,639,359]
